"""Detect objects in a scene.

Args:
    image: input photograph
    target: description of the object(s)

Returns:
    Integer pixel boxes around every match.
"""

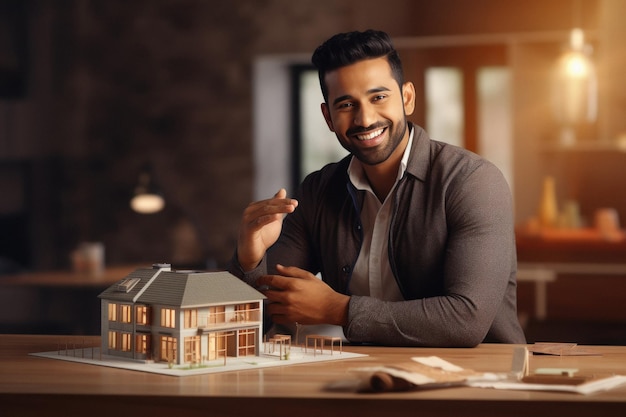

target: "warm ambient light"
[130,193,165,214]
[560,29,592,78]
[562,51,590,78]
[130,170,165,214]
[551,28,597,145]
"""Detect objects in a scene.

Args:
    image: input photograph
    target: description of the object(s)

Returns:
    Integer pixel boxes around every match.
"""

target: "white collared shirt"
[347,126,414,301]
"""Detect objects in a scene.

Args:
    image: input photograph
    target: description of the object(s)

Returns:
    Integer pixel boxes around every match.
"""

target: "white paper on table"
[350,355,626,395]
[411,356,466,372]
[468,375,626,394]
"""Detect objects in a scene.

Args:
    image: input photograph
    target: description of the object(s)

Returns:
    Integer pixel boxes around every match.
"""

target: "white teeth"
[356,128,384,141]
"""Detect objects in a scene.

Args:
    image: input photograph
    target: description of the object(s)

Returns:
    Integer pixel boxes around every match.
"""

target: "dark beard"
[343,120,408,166]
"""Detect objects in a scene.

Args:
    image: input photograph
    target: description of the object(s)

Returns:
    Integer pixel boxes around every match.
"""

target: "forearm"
[344,295,488,347]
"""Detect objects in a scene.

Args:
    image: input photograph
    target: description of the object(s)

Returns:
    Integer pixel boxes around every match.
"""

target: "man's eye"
[337,102,354,109]
[373,95,386,101]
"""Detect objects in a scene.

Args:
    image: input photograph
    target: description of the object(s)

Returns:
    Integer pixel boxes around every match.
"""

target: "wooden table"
[2,335,626,417]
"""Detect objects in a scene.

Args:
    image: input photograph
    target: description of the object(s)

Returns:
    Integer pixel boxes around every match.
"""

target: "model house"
[98,263,266,365]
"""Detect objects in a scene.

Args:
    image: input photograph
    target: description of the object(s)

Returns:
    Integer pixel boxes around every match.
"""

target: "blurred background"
[1,0,626,342]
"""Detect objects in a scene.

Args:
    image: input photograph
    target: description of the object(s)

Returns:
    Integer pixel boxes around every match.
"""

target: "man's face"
[321,57,415,166]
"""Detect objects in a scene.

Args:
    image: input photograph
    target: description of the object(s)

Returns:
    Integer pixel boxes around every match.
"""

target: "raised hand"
[236,189,298,271]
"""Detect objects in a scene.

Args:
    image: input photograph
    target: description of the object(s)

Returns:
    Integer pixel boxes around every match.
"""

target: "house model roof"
[98,265,266,308]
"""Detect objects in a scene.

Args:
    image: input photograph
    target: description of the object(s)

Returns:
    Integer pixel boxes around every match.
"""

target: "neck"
[362,135,409,202]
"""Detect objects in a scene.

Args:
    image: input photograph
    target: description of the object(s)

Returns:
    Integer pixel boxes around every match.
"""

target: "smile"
[355,128,386,141]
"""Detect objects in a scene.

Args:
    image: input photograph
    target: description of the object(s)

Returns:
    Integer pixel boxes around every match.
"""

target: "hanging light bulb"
[130,167,165,214]
[551,28,598,145]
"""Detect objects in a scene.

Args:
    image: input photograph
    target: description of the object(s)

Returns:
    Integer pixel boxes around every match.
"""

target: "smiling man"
[230,30,526,347]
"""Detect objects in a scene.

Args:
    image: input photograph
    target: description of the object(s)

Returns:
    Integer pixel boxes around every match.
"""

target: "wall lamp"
[551,1,598,146]
[552,28,597,124]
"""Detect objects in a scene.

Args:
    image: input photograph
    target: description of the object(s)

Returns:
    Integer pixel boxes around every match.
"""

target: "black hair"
[311,29,405,102]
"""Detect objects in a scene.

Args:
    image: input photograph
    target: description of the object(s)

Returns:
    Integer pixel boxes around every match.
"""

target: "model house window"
[108,303,118,321]
[234,304,246,322]
[121,332,131,351]
[160,336,177,363]
[136,305,150,325]
[208,306,226,324]
[238,329,256,356]
[108,331,117,349]
[120,304,132,323]
[161,308,176,328]
[135,334,150,354]
[207,332,225,361]
[184,309,197,328]
[235,302,261,322]
[184,336,201,363]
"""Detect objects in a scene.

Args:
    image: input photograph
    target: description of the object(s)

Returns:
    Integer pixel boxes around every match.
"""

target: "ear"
[321,103,335,132]
[402,81,416,116]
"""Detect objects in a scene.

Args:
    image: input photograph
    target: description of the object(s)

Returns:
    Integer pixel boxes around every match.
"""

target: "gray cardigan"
[230,124,526,347]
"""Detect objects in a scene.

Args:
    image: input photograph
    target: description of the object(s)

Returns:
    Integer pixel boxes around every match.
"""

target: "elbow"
[453,332,484,348]
[444,298,493,347]
[439,327,484,348]
[440,312,489,347]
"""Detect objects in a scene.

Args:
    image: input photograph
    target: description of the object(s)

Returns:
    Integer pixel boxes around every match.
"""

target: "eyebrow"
[331,86,392,106]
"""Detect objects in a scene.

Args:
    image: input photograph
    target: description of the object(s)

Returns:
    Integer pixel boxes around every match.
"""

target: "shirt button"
[341,265,351,274]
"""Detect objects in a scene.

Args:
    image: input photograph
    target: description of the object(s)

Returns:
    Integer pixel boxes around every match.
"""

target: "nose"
[353,102,377,127]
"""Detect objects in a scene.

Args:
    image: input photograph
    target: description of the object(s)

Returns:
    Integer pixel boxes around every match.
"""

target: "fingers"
[236,189,298,271]
[256,267,319,325]
[256,273,291,291]
[274,188,298,209]
[256,275,292,323]
[269,188,298,210]
[242,189,298,228]
[256,265,314,290]
[275,264,316,279]
[274,188,287,199]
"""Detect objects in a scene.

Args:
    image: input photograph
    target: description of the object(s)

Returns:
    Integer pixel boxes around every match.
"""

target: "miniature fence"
[56,338,102,360]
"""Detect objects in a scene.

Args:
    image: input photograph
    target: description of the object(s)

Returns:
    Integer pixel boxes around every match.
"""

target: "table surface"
[2,335,626,417]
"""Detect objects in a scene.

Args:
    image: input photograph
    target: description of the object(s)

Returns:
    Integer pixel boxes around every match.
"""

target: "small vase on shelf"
[538,176,558,230]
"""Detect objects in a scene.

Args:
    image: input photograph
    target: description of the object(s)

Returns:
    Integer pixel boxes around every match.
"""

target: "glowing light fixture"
[551,27,598,145]
[562,29,593,78]
[130,166,165,214]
